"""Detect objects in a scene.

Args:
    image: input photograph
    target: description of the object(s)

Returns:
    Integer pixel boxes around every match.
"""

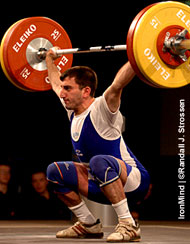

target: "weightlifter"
[45,47,150,242]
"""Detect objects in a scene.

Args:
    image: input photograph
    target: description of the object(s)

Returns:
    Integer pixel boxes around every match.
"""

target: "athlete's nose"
[60,87,66,98]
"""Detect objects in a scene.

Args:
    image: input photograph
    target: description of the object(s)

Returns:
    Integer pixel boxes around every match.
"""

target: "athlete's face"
[60,76,84,110]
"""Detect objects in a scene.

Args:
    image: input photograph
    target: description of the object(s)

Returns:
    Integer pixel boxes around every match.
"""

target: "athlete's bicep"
[104,62,135,113]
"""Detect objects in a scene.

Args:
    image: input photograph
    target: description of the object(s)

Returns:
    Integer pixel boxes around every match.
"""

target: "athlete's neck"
[74,97,95,116]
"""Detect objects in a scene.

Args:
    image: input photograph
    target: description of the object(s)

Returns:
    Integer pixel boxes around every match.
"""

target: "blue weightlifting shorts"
[46,155,150,206]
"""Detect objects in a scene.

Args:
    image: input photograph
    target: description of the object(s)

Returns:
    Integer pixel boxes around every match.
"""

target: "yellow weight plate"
[133,1,190,88]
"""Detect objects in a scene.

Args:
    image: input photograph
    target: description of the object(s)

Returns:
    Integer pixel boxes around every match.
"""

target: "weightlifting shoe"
[56,219,103,238]
[107,219,141,242]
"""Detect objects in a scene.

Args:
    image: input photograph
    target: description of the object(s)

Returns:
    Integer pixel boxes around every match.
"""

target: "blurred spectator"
[18,170,71,220]
[0,162,18,219]
[130,183,154,221]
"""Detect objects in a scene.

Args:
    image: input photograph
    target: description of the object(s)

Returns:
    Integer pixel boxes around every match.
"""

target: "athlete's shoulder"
[89,95,123,140]
[91,94,123,124]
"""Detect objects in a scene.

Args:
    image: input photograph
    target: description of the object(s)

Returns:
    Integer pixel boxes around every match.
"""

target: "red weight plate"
[1,19,33,91]
[157,25,190,67]
[127,3,161,88]
[3,17,73,91]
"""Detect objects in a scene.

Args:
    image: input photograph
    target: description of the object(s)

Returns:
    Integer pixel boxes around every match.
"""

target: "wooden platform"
[0,220,189,243]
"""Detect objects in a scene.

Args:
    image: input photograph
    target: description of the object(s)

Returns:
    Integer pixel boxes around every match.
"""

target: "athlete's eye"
[63,85,72,91]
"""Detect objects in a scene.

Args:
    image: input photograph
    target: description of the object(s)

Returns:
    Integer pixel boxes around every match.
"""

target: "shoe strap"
[72,222,89,236]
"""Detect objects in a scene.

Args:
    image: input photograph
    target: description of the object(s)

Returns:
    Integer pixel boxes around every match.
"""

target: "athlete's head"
[59,66,98,111]
[60,66,98,97]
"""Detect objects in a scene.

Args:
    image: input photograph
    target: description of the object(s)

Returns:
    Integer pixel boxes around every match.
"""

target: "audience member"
[0,162,18,219]
[18,170,71,220]
[130,183,154,221]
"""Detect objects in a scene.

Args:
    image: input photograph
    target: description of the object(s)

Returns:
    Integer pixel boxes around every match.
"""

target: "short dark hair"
[60,66,98,97]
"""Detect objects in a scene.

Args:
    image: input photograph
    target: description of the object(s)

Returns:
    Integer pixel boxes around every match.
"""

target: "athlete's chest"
[71,112,93,142]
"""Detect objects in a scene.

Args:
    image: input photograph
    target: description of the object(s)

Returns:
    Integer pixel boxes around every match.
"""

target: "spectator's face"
[31,172,48,194]
[0,165,11,185]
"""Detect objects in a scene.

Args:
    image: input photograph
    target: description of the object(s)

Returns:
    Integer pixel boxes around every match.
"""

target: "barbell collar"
[163,28,190,62]
[164,29,190,51]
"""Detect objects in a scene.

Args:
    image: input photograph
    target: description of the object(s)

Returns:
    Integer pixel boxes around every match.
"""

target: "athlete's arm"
[104,62,135,113]
[46,48,62,96]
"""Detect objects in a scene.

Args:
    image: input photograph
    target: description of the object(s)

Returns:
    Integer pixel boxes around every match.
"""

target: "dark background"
[0,0,189,220]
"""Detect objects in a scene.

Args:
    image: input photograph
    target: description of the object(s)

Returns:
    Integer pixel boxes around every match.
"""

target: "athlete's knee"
[46,161,78,193]
[89,155,106,172]
[89,155,121,187]
[46,162,60,183]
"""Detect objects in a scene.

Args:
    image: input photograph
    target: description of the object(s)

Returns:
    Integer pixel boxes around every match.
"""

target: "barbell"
[1,1,190,91]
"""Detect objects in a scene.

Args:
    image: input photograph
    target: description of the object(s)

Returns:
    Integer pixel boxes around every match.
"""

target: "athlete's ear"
[82,86,91,98]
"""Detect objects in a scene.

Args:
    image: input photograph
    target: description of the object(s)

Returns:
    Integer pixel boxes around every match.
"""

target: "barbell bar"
[1,1,190,92]
[37,45,127,59]
[37,39,190,59]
